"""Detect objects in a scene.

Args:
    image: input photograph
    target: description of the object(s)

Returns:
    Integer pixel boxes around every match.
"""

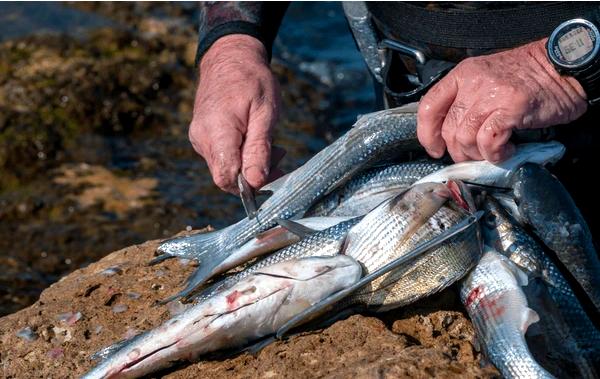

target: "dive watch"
[547,18,600,105]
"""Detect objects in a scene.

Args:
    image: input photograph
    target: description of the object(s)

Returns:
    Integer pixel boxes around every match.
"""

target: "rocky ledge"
[0,231,498,378]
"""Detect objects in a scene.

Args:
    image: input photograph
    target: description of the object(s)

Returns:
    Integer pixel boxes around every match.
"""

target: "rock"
[0,236,498,378]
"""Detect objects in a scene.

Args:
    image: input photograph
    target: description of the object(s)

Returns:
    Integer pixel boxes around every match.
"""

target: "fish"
[522,279,599,378]
[304,160,447,217]
[343,181,481,310]
[189,217,362,303]
[82,255,362,379]
[154,216,354,293]
[194,181,480,310]
[414,141,565,187]
[156,104,422,300]
[510,162,600,312]
[481,196,600,373]
[460,247,554,379]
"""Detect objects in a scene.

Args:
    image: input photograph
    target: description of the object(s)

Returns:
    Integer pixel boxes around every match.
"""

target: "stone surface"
[0,233,499,378]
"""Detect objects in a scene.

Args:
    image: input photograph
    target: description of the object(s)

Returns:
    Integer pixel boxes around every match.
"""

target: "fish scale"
[461,249,554,379]
[482,197,600,357]
[347,202,481,310]
[192,217,362,302]
[510,163,600,312]
[305,160,447,217]
[197,183,481,311]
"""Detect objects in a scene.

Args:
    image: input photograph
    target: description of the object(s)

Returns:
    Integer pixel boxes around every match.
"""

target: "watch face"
[549,19,600,69]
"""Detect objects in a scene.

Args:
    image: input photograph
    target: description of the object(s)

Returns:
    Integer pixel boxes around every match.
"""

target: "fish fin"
[520,307,540,334]
[148,253,175,266]
[242,336,278,356]
[159,258,228,304]
[274,217,317,238]
[156,228,225,261]
[238,174,258,219]
[497,254,530,287]
[257,173,291,195]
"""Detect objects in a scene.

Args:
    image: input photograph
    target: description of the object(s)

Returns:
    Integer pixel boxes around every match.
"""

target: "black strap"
[369,2,600,49]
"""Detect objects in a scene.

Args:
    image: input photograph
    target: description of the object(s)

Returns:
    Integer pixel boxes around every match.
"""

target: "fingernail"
[427,148,444,159]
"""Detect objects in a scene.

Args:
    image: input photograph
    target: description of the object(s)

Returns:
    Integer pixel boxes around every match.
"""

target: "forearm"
[196,1,290,65]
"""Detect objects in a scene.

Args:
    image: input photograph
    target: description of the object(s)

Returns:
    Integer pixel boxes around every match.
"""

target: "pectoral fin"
[274,218,317,238]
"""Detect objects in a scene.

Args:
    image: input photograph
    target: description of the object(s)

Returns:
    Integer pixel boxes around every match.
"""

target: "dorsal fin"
[520,307,540,335]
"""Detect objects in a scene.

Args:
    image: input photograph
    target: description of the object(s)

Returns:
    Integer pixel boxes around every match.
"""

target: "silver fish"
[510,162,600,312]
[482,196,600,357]
[157,216,354,294]
[157,104,421,300]
[304,160,446,217]
[191,217,362,302]
[83,255,362,379]
[414,141,565,187]
[195,181,480,310]
[460,247,554,379]
[343,181,481,310]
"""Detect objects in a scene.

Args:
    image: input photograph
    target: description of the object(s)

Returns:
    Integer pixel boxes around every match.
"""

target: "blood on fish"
[465,285,483,307]
[446,181,469,211]
[478,296,506,319]
[226,290,242,306]
[256,227,285,242]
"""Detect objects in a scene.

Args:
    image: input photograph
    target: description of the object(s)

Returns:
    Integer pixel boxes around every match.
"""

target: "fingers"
[417,75,458,158]
[476,110,516,163]
[241,91,280,189]
[189,116,244,194]
[440,101,470,162]
[453,103,495,161]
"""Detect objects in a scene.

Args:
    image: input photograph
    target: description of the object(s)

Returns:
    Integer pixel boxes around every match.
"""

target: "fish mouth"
[446,180,474,212]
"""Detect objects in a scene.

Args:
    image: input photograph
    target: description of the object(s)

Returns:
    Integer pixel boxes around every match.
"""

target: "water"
[0,2,376,315]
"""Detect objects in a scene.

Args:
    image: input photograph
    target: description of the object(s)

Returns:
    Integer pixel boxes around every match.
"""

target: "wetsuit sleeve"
[195,2,290,65]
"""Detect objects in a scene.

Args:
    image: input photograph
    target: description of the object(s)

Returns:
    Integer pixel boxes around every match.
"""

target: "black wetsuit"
[195,2,600,238]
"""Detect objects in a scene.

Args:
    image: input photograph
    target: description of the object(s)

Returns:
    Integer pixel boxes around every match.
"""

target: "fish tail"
[160,248,233,303]
[156,221,243,261]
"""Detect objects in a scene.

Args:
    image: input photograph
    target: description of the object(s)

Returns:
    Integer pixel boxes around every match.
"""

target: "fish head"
[388,182,450,215]
[499,141,565,171]
[480,195,513,242]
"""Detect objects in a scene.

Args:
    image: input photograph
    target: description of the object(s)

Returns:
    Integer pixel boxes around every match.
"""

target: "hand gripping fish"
[83,255,362,379]
[461,248,554,379]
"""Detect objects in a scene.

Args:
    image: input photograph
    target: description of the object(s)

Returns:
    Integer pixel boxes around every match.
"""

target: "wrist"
[200,34,268,74]
[528,38,588,100]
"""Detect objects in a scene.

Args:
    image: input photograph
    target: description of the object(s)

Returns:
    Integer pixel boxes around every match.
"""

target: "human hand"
[189,34,283,193]
[417,38,588,163]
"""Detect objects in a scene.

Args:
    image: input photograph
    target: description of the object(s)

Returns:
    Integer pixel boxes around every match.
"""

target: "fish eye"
[484,213,497,226]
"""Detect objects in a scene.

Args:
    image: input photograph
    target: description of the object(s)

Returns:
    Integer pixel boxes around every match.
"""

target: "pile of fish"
[84,103,600,379]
